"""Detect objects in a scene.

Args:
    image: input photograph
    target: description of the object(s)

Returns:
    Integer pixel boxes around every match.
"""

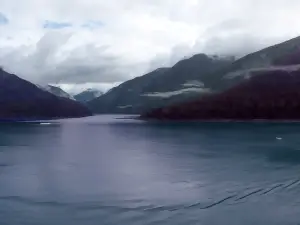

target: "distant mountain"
[88,54,234,114]
[40,85,76,100]
[142,69,300,120]
[74,88,103,103]
[0,68,92,120]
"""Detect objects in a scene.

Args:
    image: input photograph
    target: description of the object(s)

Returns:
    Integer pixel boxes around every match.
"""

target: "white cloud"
[0,0,300,92]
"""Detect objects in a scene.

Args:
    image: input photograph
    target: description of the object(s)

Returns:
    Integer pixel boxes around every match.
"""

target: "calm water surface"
[1,115,300,225]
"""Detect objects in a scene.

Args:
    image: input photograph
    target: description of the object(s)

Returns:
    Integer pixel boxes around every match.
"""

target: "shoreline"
[138,117,300,123]
[0,115,93,123]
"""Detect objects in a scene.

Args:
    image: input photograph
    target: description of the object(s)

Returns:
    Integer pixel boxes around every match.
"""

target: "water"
[1,115,300,225]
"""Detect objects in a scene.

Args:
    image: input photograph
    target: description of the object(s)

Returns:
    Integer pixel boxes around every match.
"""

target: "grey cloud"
[200,34,274,57]
[1,0,300,89]
[45,58,128,84]
[33,32,71,68]
[197,18,288,57]
[40,42,137,84]
[147,44,197,71]
[0,32,73,82]
[0,32,144,85]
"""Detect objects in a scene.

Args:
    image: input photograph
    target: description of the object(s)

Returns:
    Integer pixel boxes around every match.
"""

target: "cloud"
[0,0,300,92]
[0,12,8,25]
[43,20,72,29]
[58,82,122,94]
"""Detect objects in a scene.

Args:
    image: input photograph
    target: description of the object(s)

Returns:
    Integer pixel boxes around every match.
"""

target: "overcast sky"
[0,0,300,93]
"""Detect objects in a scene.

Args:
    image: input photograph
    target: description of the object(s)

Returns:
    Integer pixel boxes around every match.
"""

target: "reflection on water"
[1,115,300,225]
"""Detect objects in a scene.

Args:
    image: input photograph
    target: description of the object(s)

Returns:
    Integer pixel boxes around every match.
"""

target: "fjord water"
[1,116,300,225]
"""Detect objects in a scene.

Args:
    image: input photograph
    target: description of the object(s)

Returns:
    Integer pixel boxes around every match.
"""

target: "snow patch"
[142,88,211,98]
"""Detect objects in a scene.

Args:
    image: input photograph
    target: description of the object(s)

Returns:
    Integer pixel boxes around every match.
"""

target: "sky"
[1,0,300,94]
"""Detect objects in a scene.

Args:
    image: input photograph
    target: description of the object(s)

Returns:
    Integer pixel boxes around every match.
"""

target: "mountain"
[40,85,76,100]
[88,36,300,115]
[74,88,103,103]
[142,69,300,120]
[142,36,300,120]
[0,68,92,120]
[88,54,234,114]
